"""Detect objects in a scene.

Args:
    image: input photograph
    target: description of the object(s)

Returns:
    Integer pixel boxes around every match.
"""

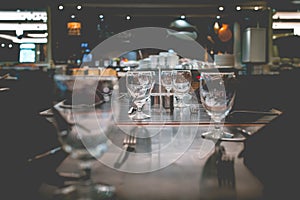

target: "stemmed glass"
[161,70,173,95]
[172,70,192,108]
[126,71,155,120]
[52,76,119,199]
[199,72,236,140]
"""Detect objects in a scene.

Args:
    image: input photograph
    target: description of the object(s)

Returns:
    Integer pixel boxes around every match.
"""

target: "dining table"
[40,90,281,200]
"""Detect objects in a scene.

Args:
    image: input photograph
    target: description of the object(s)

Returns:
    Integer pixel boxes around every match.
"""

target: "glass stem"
[167,90,170,97]
[214,121,222,130]
[79,161,92,182]
[136,105,142,112]
[213,120,223,138]
[82,167,92,181]
[177,96,183,106]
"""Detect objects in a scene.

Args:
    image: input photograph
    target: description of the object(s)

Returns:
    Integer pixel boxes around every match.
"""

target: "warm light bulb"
[214,21,220,34]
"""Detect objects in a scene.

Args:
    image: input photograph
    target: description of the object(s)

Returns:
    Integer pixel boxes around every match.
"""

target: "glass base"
[130,111,151,120]
[55,180,116,200]
[201,130,234,140]
[175,103,188,108]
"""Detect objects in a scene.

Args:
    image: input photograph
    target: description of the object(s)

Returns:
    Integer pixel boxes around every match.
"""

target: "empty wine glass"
[172,70,192,108]
[161,70,173,95]
[126,71,155,120]
[52,76,119,199]
[199,72,236,140]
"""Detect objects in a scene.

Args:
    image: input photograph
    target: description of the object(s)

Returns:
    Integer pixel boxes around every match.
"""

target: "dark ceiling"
[1,0,299,12]
[0,0,298,63]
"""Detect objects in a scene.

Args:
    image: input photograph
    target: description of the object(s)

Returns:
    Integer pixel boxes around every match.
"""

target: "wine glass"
[161,70,173,95]
[126,71,155,120]
[172,70,192,108]
[199,72,236,140]
[52,76,119,199]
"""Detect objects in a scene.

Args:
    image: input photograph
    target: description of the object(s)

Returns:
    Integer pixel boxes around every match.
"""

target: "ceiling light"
[16,28,23,37]
[254,6,260,11]
[99,14,104,19]
[27,33,48,38]
[180,15,186,19]
[218,6,224,11]
[0,34,47,43]
[236,6,241,11]
[213,21,220,34]
[126,15,131,20]
[58,5,64,10]
[273,12,300,20]
[272,22,300,36]
[77,5,82,10]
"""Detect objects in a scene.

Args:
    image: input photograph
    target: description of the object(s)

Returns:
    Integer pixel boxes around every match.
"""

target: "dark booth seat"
[0,69,67,200]
[237,70,300,199]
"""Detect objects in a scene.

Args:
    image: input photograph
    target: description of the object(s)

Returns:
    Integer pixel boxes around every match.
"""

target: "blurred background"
[0,0,299,72]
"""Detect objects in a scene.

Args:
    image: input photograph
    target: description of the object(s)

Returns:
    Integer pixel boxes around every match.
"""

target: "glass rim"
[172,69,191,71]
[200,72,235,75]
[126,70,155,74]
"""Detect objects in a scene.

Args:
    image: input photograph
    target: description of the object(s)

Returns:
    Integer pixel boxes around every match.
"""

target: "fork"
[113,134,136,168]
[123,133,137,152]
[216,147,235,188]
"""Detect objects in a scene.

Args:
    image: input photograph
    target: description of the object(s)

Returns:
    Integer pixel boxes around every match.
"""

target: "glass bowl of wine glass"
[53,74,117,108]
[52,75,119,200]
[172,70,192,108]
[199,72,236,140]
[126,71,155,120]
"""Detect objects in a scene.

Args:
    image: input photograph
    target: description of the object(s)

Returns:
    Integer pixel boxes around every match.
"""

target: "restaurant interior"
[0,1,299,200]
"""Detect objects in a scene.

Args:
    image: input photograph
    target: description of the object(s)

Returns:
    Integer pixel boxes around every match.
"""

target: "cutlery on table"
[113,133,136,168]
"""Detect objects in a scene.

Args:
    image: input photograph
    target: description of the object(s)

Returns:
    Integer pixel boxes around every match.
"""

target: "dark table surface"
[40,93,282,200]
